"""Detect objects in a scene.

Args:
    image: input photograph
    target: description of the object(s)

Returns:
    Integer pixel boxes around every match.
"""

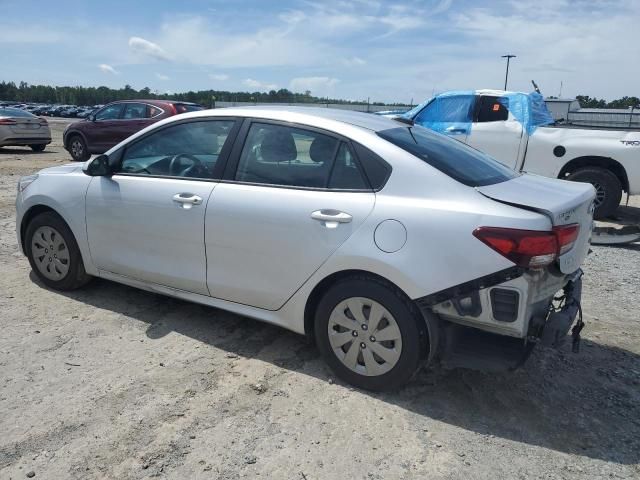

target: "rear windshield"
[174,103,204,113]
[377,126,518,187]
[0,107,36,118]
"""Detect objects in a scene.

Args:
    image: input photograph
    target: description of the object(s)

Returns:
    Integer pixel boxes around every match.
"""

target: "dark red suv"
[63,99,203,161]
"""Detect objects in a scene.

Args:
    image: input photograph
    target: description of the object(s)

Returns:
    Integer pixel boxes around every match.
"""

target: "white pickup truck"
[399,89,640,219]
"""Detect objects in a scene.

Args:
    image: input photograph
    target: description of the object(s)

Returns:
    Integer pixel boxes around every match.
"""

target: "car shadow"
[35,273,640,466]
[0,147,56,155]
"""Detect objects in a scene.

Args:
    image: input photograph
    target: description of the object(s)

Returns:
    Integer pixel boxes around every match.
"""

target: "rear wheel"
[567,167,622,219]
[68,134,90,162]
[25,212,91,290]
[314,276,427,391]
[31,144,46,152]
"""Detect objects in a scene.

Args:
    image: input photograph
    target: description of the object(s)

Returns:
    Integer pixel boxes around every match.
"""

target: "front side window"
[122,103,147,120]
[477,96,509,122]
[95,104,123,121]
[119,120,236,178]
[235,123,340,188]
[377,126,518,187]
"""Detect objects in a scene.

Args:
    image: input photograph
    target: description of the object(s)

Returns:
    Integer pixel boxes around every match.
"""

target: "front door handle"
[445,126,468,134]
[311,209,352,229]
[173,193,203,209]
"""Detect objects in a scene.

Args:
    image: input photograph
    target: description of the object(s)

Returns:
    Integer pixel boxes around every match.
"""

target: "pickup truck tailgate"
[477,173,595,273]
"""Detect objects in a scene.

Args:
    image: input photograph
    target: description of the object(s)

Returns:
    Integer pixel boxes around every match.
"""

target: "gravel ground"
[0,120,639,480]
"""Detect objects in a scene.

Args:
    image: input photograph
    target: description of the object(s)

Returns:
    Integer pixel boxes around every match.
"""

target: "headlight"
[18,174,38,193]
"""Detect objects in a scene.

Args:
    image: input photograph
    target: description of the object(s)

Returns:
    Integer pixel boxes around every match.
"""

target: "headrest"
[260,130,297,162]
[309,136,338,163]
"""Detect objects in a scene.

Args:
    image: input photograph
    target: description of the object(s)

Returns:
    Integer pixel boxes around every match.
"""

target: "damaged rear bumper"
[416,268,584,370]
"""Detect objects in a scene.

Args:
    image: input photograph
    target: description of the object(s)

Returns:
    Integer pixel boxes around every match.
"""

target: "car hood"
[39,163,83,175]
[477,173,595,274]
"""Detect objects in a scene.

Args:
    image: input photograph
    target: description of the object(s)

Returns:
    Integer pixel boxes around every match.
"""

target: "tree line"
[574,95,640,109]
[0,80,399,107]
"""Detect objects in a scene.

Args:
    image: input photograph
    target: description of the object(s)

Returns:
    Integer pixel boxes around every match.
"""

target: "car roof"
[174,106,401,132]
[107,99,201,106]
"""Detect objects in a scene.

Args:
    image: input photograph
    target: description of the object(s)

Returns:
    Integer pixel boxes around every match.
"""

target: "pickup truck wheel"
[68,135,90,162]
[25,212,91,290]
[567,167,622,219]
[314,277,426,391]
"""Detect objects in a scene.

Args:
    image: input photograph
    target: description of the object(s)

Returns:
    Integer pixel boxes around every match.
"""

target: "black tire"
[314,276,427,391]
[567,167,622,219]
[67,134,90,162]
[31,144,46,152]
[24,212,91,290]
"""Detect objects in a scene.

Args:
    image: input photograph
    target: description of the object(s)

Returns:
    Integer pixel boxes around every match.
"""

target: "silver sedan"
[0,107,51,151]
[15,107,594,390]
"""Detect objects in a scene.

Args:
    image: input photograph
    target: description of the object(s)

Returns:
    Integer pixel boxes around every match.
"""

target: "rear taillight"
[0,118,17,125]
[473,224,580,268]
[38,117,48,125]
[554,224,580,255]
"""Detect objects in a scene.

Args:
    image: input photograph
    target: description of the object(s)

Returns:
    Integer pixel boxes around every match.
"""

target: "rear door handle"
[173,193,203,209]
[311,209,352,228]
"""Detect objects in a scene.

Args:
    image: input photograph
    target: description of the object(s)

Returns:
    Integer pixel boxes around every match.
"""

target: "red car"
[63,99,203,161]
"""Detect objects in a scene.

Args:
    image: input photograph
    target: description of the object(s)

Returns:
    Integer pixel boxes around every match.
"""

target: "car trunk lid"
[476,173,595,273]
[7,116,45,134]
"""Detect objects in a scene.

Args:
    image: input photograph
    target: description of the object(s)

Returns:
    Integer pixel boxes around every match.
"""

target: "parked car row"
[0,101,102,118]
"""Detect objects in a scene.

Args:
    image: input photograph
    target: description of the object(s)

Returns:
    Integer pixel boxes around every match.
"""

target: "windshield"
[377,126,518,187]
[402,98,432,119]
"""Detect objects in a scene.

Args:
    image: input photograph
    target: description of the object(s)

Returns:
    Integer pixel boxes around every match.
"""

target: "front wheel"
[567,167,622,219]
[25,212,91,290]
[68,134,90,162]
[314,277,427,391]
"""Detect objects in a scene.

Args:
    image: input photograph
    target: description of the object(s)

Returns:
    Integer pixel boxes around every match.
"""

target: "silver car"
[0,107,51,151]
[15,107,595,390]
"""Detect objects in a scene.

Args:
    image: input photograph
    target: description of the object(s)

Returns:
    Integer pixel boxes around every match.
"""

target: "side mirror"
[88,114,96,121]
[83,154,112,176]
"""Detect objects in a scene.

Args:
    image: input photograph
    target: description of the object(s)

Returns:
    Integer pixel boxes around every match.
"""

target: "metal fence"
[565,108,640,129]
[213,101,411,113]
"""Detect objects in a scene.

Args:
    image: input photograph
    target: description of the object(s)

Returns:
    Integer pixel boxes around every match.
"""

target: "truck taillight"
[473,224,580,268]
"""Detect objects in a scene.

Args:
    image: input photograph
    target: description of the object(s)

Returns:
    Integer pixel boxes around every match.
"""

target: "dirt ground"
[1,120,639,480]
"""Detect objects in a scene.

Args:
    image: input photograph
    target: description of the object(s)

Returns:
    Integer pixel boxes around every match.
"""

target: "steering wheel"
[169,154,203,177]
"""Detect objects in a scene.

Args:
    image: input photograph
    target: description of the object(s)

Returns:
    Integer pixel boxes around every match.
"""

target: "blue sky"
[1,0,638,103]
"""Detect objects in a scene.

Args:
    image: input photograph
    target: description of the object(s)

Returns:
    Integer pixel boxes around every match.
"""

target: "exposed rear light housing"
[473,224,580,268]
[0,118,17,125]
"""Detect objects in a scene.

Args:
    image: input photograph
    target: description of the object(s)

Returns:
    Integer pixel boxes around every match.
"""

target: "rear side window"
[328,143,369,190]
[476,96,509,122]
[122,103,147,120]
[174,103,204,113]
[352,143,391,190]
[377,127,518,187]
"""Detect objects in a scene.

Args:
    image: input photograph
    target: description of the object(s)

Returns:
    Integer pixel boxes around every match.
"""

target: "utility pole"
[501,54,516,90]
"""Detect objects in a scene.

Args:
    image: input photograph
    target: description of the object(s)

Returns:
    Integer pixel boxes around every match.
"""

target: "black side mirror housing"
[83,154,112,176]
[88,114,96,121]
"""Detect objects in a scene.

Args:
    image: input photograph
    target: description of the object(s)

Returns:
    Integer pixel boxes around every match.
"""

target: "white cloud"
[128,36,172,61]
[243,78,278,91]
[342,56,366,67]
[290,77,339,96]
[208,73,229,81]
[156,73,170,81]
[98,63,119,75]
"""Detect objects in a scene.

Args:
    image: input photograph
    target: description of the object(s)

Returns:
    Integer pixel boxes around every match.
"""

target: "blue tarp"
[498,92,554,135]
[410,90,474,135]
